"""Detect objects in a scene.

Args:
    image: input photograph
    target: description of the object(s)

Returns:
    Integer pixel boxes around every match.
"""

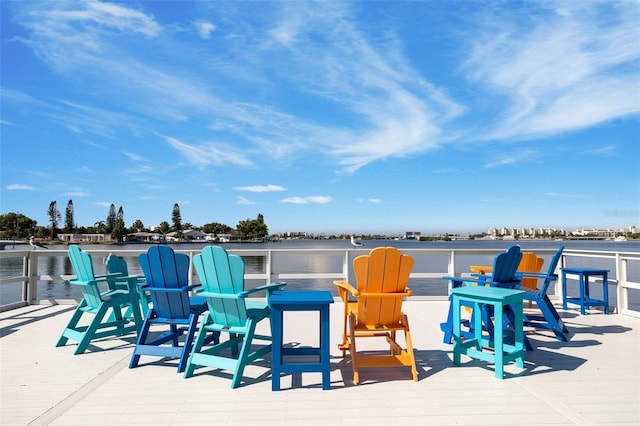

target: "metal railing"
[1,247,639,317]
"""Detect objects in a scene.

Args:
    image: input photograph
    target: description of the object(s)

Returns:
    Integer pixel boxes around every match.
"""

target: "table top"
[269,290,334,306]
[452,285,525,301]
[561,267,610,274]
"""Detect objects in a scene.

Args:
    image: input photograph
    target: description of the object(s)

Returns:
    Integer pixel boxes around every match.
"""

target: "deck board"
[1,301,638,425]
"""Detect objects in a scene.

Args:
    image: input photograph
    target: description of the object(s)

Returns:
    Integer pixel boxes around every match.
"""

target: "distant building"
[57,233,112,243]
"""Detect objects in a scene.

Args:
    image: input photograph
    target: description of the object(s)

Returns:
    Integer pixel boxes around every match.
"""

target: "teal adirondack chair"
[130,245,218,373]
[57,245,144,355]
[184,245,286,388]
[105,254,150,316]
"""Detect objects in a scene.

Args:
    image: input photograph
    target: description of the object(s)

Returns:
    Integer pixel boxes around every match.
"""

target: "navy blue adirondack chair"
[440,245,527,347]
[130,245,218,373]
[517,246,568,341]
[57,245,144,354]
[184,245,286,388]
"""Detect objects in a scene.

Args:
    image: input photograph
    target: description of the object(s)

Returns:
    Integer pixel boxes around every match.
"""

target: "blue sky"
[1,1,639,235]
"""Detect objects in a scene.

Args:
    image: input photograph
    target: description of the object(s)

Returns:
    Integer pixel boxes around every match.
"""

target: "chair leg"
[402,314,418,381]
[230,320,258,389]
[130,310,155,369]
[184,312,211,378]
[56,302,86,347]
[440,294,455,344]
[75,304,110,355]
[348,312,360,384]
[177,313,200,373]
[539,296,568,341]
[339,304,350,357]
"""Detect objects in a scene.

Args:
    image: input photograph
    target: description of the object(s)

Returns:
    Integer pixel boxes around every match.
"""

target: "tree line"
[0,200,269,242]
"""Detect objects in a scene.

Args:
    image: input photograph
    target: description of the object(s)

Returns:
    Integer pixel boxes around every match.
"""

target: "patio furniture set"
[55,243,609,387]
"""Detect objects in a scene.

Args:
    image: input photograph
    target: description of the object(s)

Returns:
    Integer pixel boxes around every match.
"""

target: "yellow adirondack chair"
[333,247,417,384]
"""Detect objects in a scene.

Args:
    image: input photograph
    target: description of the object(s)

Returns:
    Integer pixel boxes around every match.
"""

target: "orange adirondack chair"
[518,252,544,291]
[333,247,417,384]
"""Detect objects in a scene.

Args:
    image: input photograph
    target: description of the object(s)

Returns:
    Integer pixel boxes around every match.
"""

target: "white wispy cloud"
[13,1,457,173]
[464,2,640,141]
[42,1,161,38]
[123,152,146,162]
[368,198,382,204]
[585,145,617,156]
[264,2,462,172]
[6,184,36,191]
[280,195,333,204]
[64,191,90,197]
[95,201,112,207]
[163,136,253,167]
[194,21,216,39]
[235,196,256,205]
[234,184,286,192]
[483,149,539,169]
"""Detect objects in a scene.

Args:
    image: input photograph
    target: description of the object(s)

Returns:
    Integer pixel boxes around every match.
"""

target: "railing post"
[616,253,627,315]
[343,250,350,283]
[27,251,38,304]
[266,250,274,284]
[553,253,568,301]
[447,251,456,293]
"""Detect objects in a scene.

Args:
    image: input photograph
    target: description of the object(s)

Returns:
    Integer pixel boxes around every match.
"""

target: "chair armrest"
[251,281,287,295]
[333,280,359,296]
[442,275,474,288]
[196,291,247,300]
[357,290,413,298]
[517,272,556,280]
[144,285,200,294]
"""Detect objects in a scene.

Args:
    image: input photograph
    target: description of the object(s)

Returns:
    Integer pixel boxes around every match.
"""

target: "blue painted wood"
[516,246,569,341]
[269,290,334,391]
[441,245,524,345]
[57,245,142,355]
[131,245,217,373]
[452,286,525,379]
[561,266,610,315]
[184,245,286,388]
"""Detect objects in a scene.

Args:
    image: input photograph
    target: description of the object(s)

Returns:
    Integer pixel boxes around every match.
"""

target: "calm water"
[1,239,639,310]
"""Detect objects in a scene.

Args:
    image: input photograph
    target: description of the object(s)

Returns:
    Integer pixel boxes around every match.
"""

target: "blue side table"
[269,290,334,391]
[451,286,525,379]
[561,267,610,314]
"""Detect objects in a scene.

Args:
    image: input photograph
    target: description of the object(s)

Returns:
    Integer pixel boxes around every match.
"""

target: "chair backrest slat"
[491,245,522,286]
[519,252,544,290]
[139,246,191,319]
[68,245,103,309]
[537,246,564,295]
[193,246,247,328]
[353,247,414,326]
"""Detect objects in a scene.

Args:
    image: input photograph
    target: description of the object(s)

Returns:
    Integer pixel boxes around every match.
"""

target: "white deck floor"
[1,300,639,425]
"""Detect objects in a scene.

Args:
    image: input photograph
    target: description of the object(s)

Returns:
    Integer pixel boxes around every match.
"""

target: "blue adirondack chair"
[440,245,524,345]
[57,245,144,355]
[105,254,150,316]
[184,245,286,388]
[130,245,218,373]
[516,246,569,341]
